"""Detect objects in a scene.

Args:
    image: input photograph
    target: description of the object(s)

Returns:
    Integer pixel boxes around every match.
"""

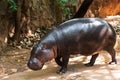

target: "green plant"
[58,0,76,19]
[62,7,72,19]
[8,0,17,11]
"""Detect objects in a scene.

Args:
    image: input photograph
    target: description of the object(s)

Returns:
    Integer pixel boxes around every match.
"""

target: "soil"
[0,47,30,77]
[0,47,120,80]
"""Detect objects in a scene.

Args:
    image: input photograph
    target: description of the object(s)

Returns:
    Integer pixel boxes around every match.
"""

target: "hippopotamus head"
[27,42,56,70]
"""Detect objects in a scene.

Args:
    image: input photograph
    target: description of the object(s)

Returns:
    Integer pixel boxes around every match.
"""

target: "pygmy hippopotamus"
[27,18,117,74]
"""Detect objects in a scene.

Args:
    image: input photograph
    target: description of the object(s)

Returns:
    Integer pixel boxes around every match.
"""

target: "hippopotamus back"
[54,18,116,56]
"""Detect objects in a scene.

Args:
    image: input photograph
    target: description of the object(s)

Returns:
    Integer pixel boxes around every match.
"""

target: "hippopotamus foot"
[57,67,67,74]
[85,62,94,66]
[109,60,117,64]
[55,56,63,66]
[85,53,99,66]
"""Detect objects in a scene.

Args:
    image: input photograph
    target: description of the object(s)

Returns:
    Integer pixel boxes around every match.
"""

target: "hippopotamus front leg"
[56,55,70,74]
[85,53,99,66]
[55,56,62,66]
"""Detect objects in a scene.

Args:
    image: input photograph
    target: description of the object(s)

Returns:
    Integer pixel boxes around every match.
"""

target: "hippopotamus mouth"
[27,58,44,70]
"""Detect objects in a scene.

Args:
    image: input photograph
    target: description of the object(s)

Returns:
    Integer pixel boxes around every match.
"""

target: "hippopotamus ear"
[42,42,54,49]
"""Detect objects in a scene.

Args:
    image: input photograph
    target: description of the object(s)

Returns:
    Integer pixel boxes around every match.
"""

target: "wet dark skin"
[28,18,117,74]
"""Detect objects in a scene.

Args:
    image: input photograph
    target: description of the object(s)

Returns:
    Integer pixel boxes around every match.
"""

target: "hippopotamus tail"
[108,23,116,44]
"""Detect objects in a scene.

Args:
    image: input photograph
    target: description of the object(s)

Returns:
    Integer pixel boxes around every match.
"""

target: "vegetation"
[57,0,76,19]
[8,0,17,11]
[0,0,119,50]
[0,0,17,11]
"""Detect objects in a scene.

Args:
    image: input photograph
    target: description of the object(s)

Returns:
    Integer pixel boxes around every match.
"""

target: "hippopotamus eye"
[42,46,46,50]
[41,43,47,50]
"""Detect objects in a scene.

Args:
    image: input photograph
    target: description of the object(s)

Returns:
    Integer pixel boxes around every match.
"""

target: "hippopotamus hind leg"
[85,53,99,66]
[106,48,117,64]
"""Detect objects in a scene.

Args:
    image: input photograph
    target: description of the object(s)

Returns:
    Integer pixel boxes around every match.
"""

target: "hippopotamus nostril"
[32,58,38,64]
[29,60,33,64]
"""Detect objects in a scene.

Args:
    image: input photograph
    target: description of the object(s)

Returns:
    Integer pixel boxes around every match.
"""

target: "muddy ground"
[0,47,120,80]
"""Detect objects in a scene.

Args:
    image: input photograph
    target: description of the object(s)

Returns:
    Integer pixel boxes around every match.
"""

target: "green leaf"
[8,0,17,11]
[8,0,14,3]
[9,5,14,9]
